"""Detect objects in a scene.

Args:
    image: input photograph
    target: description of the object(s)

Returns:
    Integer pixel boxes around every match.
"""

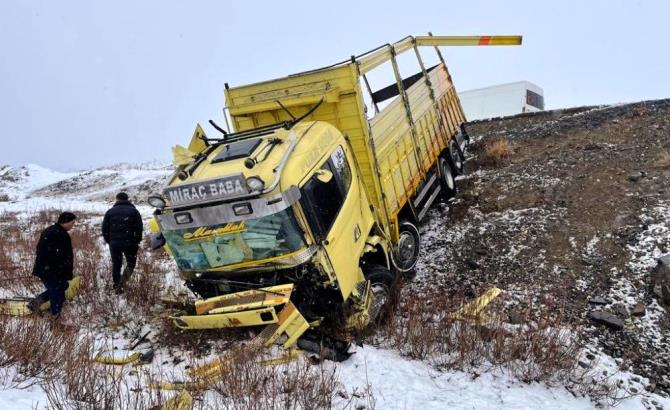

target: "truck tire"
[439,156,457,199]
[449,139,464,174]
[363,264,395,323]
[395,221,421,273]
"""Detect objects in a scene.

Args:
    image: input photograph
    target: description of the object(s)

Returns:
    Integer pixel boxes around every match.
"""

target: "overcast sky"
[1,0,668,171]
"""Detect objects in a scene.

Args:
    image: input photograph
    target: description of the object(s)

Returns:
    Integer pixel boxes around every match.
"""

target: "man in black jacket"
[29,212,76,317]
[102,192,143,293]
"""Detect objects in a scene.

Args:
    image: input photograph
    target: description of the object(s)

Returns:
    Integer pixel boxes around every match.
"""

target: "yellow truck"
[148,34,521,355]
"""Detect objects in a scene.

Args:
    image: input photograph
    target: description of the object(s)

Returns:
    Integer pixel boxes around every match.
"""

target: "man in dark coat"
[102,192,143,293]
[29,212,76,317]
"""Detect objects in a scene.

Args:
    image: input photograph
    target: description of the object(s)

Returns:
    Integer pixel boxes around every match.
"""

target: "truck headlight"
[148,194,166,209]
[246,176,265,192]
[174,212,193,224]
[232,202,252,216]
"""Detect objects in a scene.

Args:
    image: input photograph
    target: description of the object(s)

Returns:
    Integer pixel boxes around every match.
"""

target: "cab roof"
[169,121,343,196]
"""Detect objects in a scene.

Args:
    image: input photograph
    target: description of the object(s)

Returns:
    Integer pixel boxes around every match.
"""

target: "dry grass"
[0,316,80,383]
[654,150,670,168]
[0,315,167,409]
[41,359,167,410]
[203,345,353,410]
[373,286,640,405]
[0,211,51,296]
[365,283,639,407]
[371,288,580,383]
[484,138,512,165]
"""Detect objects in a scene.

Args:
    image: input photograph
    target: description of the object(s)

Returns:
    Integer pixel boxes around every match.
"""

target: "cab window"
[330,146,351,193]
[301,146,352,241]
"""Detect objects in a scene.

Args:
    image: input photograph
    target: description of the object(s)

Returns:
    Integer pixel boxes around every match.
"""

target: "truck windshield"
[162,208,306,271]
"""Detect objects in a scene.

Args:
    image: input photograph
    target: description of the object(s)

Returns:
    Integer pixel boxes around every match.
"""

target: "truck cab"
[152,120,386,329]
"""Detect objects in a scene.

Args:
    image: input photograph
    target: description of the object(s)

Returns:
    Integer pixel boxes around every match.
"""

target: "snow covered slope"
[0,162,172,215]
[0,164,77,201]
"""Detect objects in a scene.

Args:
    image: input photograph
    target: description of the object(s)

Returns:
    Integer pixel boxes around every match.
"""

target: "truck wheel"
[395,221,421,273]
[439,156,457,199]
[363,264,395,323]
[449,139,464,174]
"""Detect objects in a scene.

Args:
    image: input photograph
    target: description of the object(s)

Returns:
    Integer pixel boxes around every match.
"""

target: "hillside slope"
[413,98,670,391]
[0,162,172,214]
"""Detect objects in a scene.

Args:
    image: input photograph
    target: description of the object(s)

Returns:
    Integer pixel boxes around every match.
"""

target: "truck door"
[300,146,367,299]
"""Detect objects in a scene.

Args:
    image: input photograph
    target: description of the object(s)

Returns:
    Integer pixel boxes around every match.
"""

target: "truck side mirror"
[150,233,166,250]
[314,169,334,183]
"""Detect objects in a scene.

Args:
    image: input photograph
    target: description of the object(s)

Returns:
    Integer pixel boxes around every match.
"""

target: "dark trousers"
[37,278,68,316]
[110,242,138,288]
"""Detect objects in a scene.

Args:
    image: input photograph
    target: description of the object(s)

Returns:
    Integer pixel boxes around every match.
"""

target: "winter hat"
[116,192,129,201]
[57,212,77,224]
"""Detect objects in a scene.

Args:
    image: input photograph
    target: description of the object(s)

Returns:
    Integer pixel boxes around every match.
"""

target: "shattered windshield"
[162,208,306,271]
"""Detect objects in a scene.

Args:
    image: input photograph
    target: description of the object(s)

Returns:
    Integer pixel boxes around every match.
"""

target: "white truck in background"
[458,81,544,121]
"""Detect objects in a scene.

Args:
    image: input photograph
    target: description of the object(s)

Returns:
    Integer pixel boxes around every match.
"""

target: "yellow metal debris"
[449,287,502,321]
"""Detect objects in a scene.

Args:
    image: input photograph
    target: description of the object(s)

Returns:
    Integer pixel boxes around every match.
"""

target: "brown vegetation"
[655,150,670,168]
[372,285,581,383]
[484,138,512,165]
[203,345,350,410]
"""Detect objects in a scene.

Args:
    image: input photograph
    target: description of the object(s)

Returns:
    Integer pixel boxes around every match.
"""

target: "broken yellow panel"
[449,287,502,321]
[195,284,293,315]
[161,389,193,410]
[172,306,278,330]
[0,276,81,316]
[263,301,310,349]
[93,350,141,365]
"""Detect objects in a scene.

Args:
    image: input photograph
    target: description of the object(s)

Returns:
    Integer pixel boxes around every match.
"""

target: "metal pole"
[427,32,446,66]
[413,40,447,151]
[362,74,380,115]
[389,47,426,175]
[428,32,467,122]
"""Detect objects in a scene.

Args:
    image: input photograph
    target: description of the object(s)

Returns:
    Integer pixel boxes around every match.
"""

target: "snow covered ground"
[0,384,48,410]
[4,344,669,409]
[338,344,670,410]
